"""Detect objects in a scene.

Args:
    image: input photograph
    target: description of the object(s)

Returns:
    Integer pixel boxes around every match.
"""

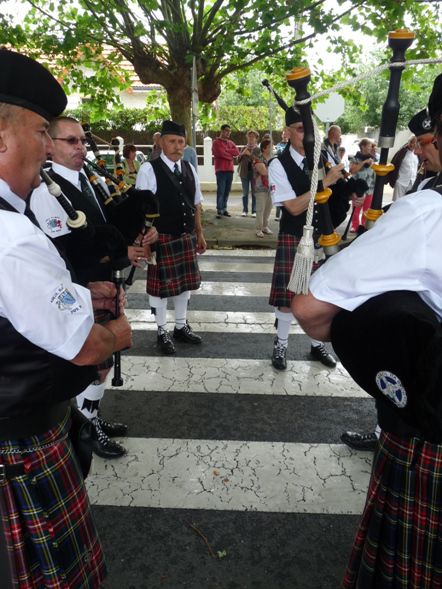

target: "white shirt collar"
[52,162,84,188]
[160,152,181,172]
[289,145,306,168]
[0,178,26,213]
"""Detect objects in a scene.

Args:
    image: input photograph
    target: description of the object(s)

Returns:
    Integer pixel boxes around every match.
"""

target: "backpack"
[386,144,408,188]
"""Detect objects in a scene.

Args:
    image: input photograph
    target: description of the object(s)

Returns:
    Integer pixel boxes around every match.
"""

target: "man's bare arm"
[291,292,341,342]
[71,314,132,366]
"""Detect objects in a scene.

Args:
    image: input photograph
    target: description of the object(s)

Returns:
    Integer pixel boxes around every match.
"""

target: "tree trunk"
[165,82,192,144]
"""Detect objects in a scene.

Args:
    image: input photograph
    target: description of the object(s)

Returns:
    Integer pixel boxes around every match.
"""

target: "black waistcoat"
[0,197,96,419]
[277,146,317,238]
[46,169,116,284]
[49,169,109,226]
[151,159,196,235]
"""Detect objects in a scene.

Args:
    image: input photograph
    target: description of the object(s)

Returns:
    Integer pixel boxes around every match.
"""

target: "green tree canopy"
[0,0,440,137]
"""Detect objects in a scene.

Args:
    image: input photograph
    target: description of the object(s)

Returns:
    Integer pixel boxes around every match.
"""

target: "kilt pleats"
[147,233,201,298]
[343,432,442,588]
[0,412,106,588]
[269,233,321,308]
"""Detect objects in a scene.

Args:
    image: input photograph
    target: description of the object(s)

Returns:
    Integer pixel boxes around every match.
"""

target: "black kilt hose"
[269,233,321,308]
[147,232,201,299]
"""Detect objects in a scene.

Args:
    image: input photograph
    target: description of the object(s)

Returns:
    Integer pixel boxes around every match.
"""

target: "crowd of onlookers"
[116,123,421,239]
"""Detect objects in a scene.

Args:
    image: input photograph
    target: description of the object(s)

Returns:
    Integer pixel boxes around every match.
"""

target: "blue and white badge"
[50,284,82,314]
[375,371,408,408]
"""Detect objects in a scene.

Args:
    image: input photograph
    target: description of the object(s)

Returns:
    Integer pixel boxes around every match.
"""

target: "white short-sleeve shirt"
[136,153,203,205]
[309,189,442,320]
[0,180,94,360]
[31,163,108,237]
[268,146,306,205]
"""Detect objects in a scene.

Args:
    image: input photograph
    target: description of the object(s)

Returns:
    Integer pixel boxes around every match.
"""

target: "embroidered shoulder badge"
[50,284,81,314]
[46,217,64,233]
[375,371,408,408]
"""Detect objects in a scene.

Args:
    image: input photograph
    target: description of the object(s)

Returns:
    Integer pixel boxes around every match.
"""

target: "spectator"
[212,124,239,218]
[151,131,162,160]
[349,138,376,232]
[122,144,141,186]
[322,125,342,166]
[338,146,350,172]
[392,135,419,201]
[183,144,198,170]
[237,129,260,217]
[253,139,273,237]
[275,129,289,155]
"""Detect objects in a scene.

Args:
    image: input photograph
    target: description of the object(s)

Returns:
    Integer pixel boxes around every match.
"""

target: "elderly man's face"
[160,134,186,162]
[0,107,53,198]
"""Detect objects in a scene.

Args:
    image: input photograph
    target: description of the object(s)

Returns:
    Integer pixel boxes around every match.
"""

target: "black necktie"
[79,174,100,211]
[173,163,182,179]
[302,158,309,174]
[24,199,40,227]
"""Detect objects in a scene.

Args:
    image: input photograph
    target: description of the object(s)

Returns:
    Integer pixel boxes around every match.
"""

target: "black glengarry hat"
[331,291,442,441]
[428,73,442,124]
[0,49,67,120]
[285,107,302,127]
[161,120,186,137]
[408,108,433,136]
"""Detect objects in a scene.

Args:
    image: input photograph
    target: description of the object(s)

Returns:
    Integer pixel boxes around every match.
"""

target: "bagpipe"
[262,79,368,231]
[82,124,159,246]
[40,167,129,386]
[40,166,129,272]
[262,30,415,293]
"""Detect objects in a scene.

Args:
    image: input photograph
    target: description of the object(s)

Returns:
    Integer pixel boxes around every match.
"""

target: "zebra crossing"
[90,249,377,589]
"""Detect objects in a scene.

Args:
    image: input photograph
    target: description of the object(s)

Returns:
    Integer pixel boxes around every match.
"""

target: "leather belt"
[0,401,69,441]
[0,463,25,482]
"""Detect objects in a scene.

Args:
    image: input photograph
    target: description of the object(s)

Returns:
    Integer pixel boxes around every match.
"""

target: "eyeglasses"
[52,137,88,146]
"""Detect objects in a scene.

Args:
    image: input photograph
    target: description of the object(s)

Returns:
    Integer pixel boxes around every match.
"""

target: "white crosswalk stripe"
[90,250,372,522]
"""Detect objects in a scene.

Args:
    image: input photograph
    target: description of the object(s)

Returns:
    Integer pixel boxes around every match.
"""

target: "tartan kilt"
[343,431,442,589]
[269,233,321,308]
[147,232,201,299]
[0,410,106,588]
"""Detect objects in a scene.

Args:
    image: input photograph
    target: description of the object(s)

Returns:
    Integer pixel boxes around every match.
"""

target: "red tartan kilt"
[0,410,106,588]
[343,431,442,588]
[147,232,201,298]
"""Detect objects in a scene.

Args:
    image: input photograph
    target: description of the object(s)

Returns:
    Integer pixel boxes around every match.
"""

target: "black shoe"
[91,418,127,459]
[310,344,337,368]
[173,322,202,344]
[341,431,378,451]
[96,416,128,438]
[222,211,231,217]
[216,211,222,219]
[272,340,287,370]
[157,329,176,354]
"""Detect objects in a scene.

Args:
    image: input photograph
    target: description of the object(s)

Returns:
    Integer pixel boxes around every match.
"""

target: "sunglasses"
[52,136,88,146]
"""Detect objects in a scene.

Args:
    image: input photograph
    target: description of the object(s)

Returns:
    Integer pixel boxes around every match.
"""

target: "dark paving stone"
[101,390,377,444]
[94,506,358,589]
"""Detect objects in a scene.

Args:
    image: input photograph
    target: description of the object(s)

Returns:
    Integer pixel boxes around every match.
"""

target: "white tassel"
[287,225,315,294]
